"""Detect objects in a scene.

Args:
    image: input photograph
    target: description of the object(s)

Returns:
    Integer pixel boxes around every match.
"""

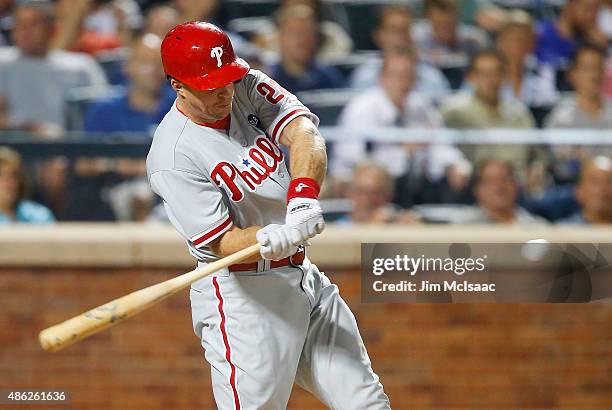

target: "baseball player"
[146,22,390,409]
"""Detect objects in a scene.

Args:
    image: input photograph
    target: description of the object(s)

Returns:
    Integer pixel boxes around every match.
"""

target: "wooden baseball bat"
[39,243,261,352]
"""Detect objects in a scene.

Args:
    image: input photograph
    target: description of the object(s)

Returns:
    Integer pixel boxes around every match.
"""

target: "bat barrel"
[38,243,261,352]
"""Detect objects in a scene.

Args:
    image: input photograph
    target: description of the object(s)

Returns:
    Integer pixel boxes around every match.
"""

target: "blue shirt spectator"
[0,147,55,225]
[535,20,575,67]
[270,62,344,93]
[270,4,345,93]
[521,184,579,222]
[0,200,54,225]
[534,0,606,68]
[84,33,174,135]
[84,86,175,134]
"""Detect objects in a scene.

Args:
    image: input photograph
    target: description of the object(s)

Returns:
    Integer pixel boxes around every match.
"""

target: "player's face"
[182,82,235,121]
[0,163,20,210]
[475,162,517,214]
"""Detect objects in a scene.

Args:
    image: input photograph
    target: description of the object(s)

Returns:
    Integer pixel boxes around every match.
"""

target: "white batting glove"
[256,224,300,261]
[285,198,325,245]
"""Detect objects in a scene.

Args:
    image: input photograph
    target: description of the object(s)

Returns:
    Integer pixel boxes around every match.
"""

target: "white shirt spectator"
[0,47,107,129]
[500,57,559,107]
[545,96,612,129]
[332,87,463,179]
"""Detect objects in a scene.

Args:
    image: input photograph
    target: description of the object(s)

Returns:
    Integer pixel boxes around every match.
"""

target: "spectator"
[268,5,344,93]
[535,0,606,69]
[459,159,548,224]
[394,157,474,208]
[599,0,612,40]
[52,0,142,55]
[412,0,489,69]
[142,4,180,39]
[0,147,54,224]
[107,4,183,85]
[441,51,535,128]
[337,160,421,224]
[172,0,217,24]
[545,45,612,180]
[560,156,612,224]
[84,33,173,134]
[496,11,558,107]
[521,183,580,222]
[605,55,612,98]
[0,0,107,137]
[545,45,612,128]
[79,33,164,221]
[349,5,450,96]
[0,0,9,46]
[429,159,474,204]
[333,49,462,178]
[253,0,353,61]
[84,0,142,35]
[474,3,513,34]
[440,50,536,170]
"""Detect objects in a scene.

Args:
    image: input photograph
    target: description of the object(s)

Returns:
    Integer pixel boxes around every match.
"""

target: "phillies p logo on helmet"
[211,47,224,68]
[161,22,250,90]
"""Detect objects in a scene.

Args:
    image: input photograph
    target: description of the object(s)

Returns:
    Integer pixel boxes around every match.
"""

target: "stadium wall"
[1,225,611,409]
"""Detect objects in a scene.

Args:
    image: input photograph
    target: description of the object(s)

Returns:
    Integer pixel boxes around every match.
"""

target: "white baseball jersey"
[146,69,318,262]
[147,68,390,410]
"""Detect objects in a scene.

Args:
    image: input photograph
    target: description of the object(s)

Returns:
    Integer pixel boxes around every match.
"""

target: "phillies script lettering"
[211,136,284,201]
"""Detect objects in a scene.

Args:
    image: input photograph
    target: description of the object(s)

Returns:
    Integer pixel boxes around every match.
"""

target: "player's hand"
[256,224,300,261]
[285,198,325,245]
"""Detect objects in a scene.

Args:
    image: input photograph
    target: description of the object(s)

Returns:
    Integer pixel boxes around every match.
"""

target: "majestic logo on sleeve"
[295,183,309,192]
[211,136,284,202]
[210,46,223,67]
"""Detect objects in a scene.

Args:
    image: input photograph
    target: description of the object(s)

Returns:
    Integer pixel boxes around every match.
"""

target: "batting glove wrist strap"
[286,177,320,204]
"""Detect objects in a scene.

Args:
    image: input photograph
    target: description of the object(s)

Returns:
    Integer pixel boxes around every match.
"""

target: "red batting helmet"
[161,22,250,91]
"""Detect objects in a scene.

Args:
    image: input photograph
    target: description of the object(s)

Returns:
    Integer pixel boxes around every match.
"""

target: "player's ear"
[169,77,185,97]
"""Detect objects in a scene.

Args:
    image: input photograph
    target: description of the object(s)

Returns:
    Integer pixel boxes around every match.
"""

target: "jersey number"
[256,82,285,104]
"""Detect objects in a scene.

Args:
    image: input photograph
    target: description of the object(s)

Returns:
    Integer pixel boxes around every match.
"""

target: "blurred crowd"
[0,0,611,226]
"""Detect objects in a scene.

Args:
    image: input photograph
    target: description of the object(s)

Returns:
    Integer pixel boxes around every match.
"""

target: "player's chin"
[213,102,232,118]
